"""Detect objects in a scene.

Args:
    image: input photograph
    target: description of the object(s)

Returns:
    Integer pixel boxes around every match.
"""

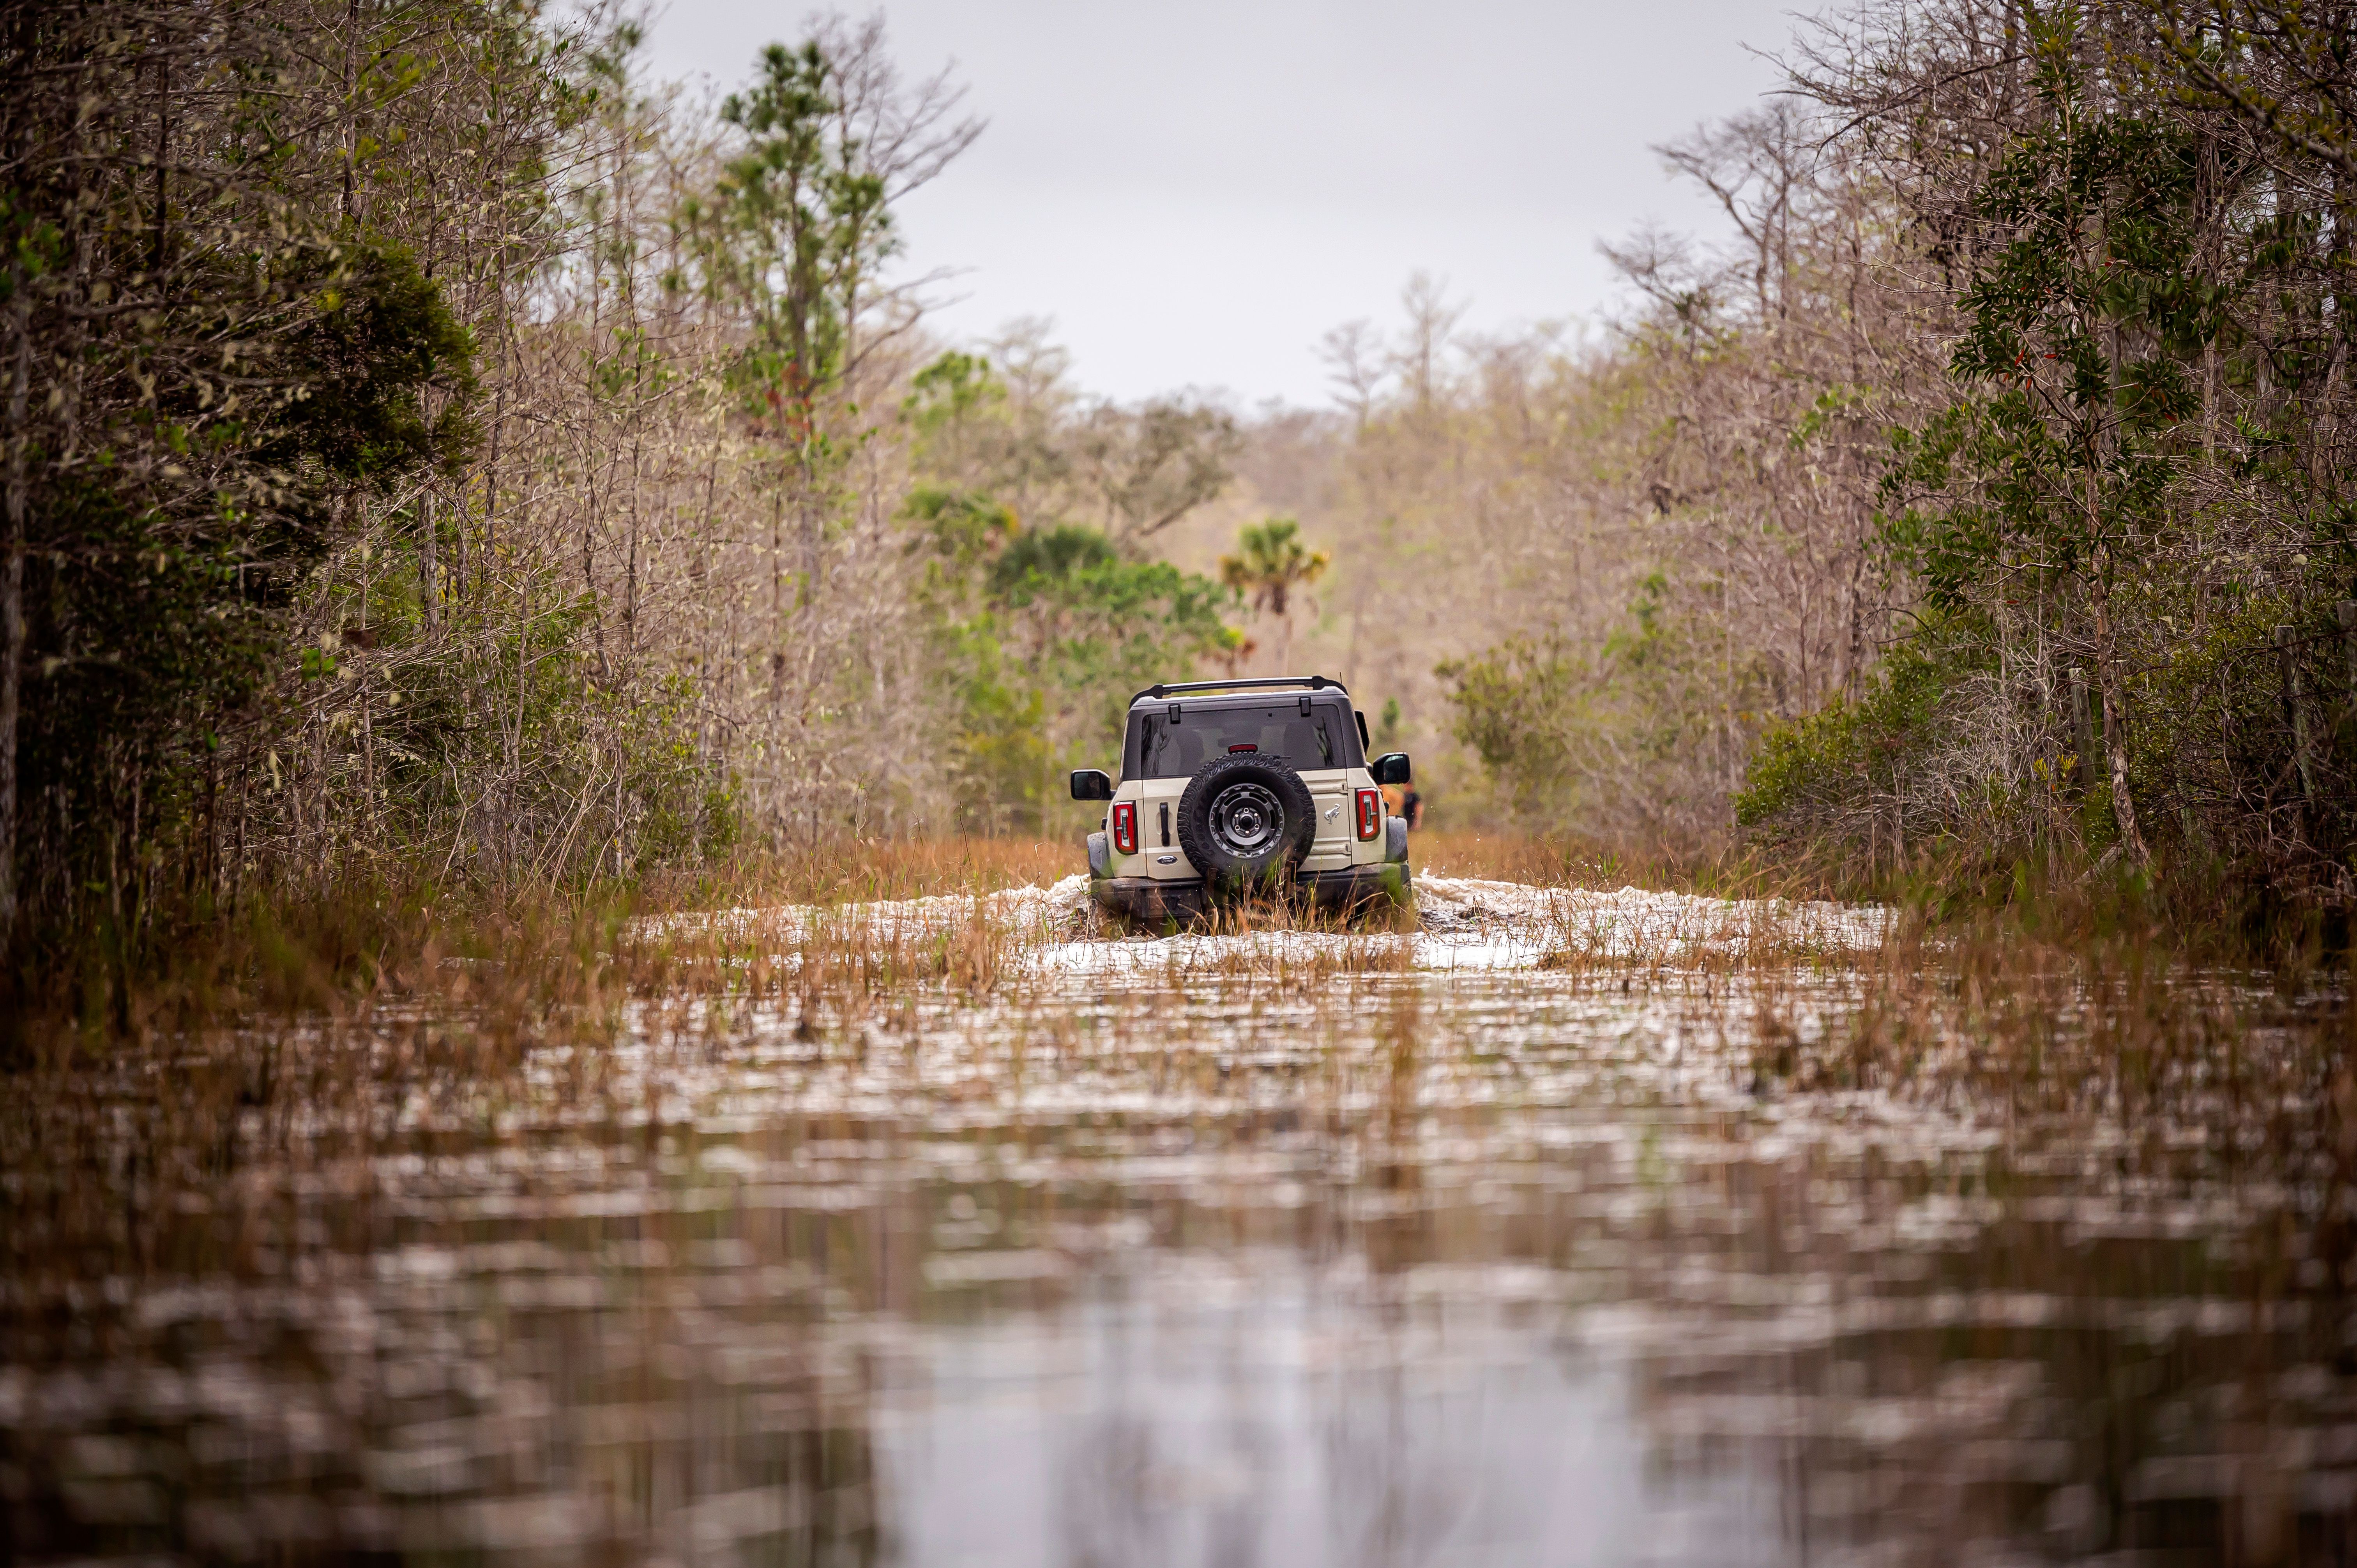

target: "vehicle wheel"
[1175,752,1316,898]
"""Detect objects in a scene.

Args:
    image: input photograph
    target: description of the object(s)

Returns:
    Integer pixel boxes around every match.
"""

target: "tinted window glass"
[1128,702,1356,779]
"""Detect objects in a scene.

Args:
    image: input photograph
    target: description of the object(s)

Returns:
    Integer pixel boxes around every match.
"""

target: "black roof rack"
[1127,675,1349,706]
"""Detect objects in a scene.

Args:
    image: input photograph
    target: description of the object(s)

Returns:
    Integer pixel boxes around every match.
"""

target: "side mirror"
[1069,769,1114,802]
[1371,752,1411,786]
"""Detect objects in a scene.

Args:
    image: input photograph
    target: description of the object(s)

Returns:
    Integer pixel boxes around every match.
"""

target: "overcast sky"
[636,1,1804,407]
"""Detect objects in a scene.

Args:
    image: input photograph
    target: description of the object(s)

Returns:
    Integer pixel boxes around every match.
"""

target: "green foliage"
[1440,632,1583,814]
[276,240,481,483]
[989,523,1117,600]
[899,349,1069,510]
[908,486,1019,572]
[1806,0,2357,890]
[1438,572,1717,827]
[897,348,1242,833]
[703,42,890,418]
[1877,38,2205,609]
[19,231,482,933]
[903,352,1009,468]
[376,588,735,872]
[911,486,1233,832]
[1736,637,1962,828]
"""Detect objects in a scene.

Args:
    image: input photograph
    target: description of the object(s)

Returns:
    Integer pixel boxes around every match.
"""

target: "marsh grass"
[1158,932,1417,991]
[646,836,1077,908]
[19,823,2267,1051]
[1412,829,1845,901]
[9,827,2355,1389]
[9,838,2356,1568]
[1415,839,2357,1213]
[1717,894,2351,1216]
[5,837,1085,1057]
[12,828,2352,1204]
[1528,891,1886,980]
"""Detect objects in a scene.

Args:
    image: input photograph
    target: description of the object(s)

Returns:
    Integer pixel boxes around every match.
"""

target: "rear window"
[1126,701,1359,780]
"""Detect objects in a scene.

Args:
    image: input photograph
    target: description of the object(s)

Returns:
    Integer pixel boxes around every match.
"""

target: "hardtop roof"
[1126,675,1350,709]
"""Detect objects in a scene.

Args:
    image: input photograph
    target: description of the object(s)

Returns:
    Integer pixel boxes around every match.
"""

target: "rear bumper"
[1088,862,1413,923]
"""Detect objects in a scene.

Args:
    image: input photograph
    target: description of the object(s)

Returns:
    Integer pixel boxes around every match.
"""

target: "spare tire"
[1176,751,1316,897]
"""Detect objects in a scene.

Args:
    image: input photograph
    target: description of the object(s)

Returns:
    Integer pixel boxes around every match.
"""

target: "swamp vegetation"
[1,0,2353,995]
[4,0,2357,1561]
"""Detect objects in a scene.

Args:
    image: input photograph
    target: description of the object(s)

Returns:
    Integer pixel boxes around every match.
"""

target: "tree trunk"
[770,481,785,701]
[0,289,27,951]
[420,490,438,633]
[583,520,605,678]
[355,491,376,836]
[2089,544,2150,865]
[481,387,502,601]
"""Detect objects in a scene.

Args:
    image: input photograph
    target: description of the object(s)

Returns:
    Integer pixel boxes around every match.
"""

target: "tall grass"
[643,836,1078,908]
[1412,830,1855,902]
[4,837,1081,1058]
[14,822,2349,1079]
[10,826,2352,1324]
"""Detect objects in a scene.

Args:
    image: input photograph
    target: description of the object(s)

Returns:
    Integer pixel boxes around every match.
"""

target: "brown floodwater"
[4,904,2353,1566]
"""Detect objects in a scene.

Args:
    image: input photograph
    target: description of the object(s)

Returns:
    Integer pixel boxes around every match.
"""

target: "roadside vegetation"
[1268,0,2357,935]
[0,0,1250,1038]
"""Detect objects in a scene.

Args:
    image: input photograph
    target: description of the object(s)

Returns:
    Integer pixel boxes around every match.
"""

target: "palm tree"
[1219,517,1329,671]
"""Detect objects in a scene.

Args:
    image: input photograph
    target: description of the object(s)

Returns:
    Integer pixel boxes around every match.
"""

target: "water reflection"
[2,957,2349,1564]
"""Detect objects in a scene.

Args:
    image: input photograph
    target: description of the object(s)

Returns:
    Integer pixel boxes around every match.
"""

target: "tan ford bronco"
[1069,675,1412,921]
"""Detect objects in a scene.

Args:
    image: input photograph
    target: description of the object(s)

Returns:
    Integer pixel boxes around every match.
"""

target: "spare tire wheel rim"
[1209,781,1284,860]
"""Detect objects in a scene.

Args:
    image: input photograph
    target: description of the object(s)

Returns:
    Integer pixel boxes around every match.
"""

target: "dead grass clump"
[798,901,1015,1001]
[641,836,1074,912]
[7,837,1080,1056]
[613,895,1022,1048]
[1411,831,1840,901]
[1750,901,2340,1139]
[1166,936,1415,992]
[1519,881,1897,985]
[1184,890,1416,938]
[6,879,648,1072]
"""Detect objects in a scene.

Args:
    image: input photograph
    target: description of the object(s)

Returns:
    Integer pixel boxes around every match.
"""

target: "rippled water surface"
[5,885,2352,1566]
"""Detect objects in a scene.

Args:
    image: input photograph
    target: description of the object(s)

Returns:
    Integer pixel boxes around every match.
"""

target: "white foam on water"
[647,869,1892,973]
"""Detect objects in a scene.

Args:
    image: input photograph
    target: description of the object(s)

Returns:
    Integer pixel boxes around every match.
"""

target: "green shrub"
[1736,628,1971,830]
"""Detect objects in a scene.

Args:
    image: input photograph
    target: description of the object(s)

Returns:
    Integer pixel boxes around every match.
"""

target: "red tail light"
[1111,801,1138,854]
[1355,788,1381,841]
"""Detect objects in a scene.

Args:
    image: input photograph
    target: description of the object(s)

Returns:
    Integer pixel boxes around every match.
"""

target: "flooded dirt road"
[4,879,2352,1565]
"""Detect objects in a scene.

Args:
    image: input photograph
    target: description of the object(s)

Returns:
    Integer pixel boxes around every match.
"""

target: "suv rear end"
[1071,676,1412,922]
